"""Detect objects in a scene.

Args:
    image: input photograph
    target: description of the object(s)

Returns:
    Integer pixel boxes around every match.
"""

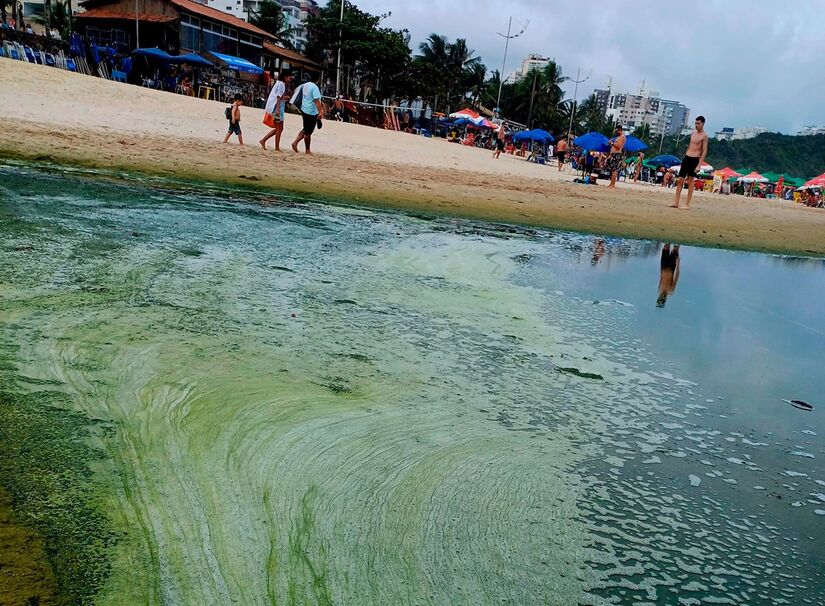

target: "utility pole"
[495,17,528,113]
[526,68,538,128]
[135,0,140,48]
[335,0,344,97]
[566,67,591,143]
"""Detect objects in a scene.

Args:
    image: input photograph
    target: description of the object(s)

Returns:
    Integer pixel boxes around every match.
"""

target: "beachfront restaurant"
[76,0,316,72]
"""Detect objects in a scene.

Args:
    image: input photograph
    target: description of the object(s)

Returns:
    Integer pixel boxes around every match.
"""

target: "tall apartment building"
[592,88,689,137]
[797,125,825,136]
[520,54,551,78]
[714,126,768,141]
[239,0,317,50]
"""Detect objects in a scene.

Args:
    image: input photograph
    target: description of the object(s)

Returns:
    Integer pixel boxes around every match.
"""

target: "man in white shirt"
[259,69,293,151]
[290,74,324,155]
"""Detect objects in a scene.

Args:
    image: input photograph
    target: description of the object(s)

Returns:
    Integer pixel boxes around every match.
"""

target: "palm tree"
[32,0,71,37]
[416,34,481,113]
[632,123,651,144]
[579,93,606,133]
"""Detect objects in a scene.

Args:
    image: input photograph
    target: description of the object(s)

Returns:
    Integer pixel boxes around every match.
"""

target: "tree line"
[254,0,624,136]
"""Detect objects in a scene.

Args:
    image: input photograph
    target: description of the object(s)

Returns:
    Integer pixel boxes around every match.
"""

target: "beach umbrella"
[800,173,825,189]
[697,162,714,174]
[573,131,609,152]
[449,108,481,121]
[171,53,213,67]
[739,171,769,183]
[133,47,174,61]
[513,129,554,143]
[734,168,754,177]
[715,167,741,179]
[206,52,264,75]
[623,136,648,153]
[648,154,681,168]
[782,176,805,188]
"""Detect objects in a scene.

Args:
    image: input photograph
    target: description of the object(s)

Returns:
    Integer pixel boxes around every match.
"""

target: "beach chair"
[112,70,127,83]
[14,42,27,61]
[44,53,55,67]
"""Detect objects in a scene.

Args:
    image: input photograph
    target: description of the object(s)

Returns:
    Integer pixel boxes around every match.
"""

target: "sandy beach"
[2,59,824,256]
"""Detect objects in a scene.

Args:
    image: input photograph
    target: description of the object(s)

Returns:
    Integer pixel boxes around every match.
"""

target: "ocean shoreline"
[3,155,824,259]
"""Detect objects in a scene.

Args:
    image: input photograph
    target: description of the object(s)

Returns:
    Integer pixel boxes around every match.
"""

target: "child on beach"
[223,94,244,145]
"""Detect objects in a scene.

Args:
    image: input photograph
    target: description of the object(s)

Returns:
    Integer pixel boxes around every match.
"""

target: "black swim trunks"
[605,152,624,173]
[661,245,679,271]
[556,151,566,163]
[496,138,505,151]
[301,112,318,136]
[679,155,700,178]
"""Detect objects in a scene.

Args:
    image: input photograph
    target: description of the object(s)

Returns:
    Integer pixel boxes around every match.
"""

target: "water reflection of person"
[591,238,606,265]
[657,244,680,307]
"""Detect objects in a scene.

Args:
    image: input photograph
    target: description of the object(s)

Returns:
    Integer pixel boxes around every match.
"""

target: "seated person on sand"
[180,75,194,96]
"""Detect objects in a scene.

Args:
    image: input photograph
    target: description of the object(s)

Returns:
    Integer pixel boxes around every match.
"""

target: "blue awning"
[171,53,213,67]
[132,47,174,61]
[207,52,263,75]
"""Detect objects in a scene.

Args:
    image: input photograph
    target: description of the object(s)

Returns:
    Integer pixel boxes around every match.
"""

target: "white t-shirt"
[265,80,286,115]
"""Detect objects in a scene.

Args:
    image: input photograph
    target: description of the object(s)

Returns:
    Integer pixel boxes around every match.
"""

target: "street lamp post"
[566,67,590,144]
[335,0,344,97]
[495,17,528,113]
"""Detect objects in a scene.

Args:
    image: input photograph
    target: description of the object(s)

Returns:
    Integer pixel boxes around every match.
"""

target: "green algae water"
[1,164,823,605]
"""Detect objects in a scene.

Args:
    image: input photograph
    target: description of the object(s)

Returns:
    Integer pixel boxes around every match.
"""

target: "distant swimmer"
[656,243,680,307]
[672,116,709,209]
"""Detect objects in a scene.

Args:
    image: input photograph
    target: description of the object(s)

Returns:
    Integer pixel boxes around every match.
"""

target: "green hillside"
[650,133,825,179]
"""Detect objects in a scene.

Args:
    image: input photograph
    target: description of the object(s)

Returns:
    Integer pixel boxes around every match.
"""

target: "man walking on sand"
[606,125,626,188]
[556,136,567,171]
[493,123,506,159]
[672,116,709,209]
[291,74,324,155]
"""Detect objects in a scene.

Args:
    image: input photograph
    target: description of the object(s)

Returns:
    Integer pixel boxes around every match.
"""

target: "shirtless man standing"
[606,125,626,189]
[672,116,709,209]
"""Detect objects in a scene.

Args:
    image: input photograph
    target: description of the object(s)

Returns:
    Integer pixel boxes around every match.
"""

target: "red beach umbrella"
[715,167,741,179]
[801,173,825,189]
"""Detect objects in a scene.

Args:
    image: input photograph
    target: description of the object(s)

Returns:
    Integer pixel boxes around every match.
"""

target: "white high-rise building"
[519,54,551,78]
[797,125,825,136]
[594,86,690,137]
[241,0,317,49]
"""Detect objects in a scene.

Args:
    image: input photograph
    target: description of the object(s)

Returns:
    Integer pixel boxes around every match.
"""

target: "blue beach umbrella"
[513,129,555,143]
[573,131,610,152]
[648,154,681,168]
[623,136,648,153]
[133,47,174,61]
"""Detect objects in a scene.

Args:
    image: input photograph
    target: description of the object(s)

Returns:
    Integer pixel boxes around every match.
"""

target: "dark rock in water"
[786,399,813,412]
[557,367,604,381]
[333,299,358,305]
[14,246,34,252]
[511,253,534,264]
[270,266,295,272]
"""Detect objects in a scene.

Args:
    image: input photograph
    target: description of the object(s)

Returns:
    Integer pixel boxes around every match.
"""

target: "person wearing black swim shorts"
[657,243,680,307]
[672,116,709,209]
[607,125,626,189]
[492,123,506,159]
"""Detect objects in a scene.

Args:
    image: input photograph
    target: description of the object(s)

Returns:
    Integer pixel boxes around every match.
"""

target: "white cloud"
[327,0,825,133]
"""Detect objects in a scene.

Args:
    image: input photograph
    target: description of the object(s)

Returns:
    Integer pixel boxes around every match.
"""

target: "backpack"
[289,83,305,113]
[225,106,232,120]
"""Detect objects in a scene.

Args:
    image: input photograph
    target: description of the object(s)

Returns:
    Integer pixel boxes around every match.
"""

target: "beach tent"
[648,154,681,168]
[715,167,741,179]
[206,52,264,75]
[738,171,768,183]
[799,173,825,189]
[782,176,805,188]
[623,135,648,153]
[133,47,174,61]
[513,129,554,143]
[573,131,609,152]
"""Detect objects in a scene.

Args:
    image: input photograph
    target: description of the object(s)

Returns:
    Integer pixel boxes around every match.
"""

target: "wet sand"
[1,59,824,256]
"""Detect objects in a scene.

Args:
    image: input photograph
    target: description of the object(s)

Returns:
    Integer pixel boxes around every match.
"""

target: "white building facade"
[596,88,690,137]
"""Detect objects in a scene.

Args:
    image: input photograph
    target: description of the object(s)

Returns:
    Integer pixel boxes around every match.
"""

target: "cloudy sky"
[331,0,825,134]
